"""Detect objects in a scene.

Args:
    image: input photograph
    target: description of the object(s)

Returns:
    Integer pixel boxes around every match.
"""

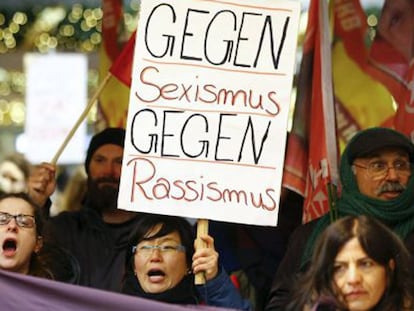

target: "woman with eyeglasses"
[0,192,52,278]
[122,213,252,310]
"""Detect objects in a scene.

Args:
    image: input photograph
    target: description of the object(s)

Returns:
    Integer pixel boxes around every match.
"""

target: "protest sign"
[118,0,300,226]
[24,53,87,164]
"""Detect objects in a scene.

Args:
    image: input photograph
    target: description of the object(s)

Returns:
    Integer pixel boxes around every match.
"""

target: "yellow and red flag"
[333,0,395,149]
[98,0,130,128]
[367,0,414,139]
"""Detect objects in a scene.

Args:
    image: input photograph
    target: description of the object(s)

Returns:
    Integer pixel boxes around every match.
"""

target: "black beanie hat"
[84,128,126,174]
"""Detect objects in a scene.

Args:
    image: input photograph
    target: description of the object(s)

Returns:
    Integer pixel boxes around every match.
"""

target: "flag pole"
[321,0,338,224]
[327,183,338,222]
[50,73,113,165]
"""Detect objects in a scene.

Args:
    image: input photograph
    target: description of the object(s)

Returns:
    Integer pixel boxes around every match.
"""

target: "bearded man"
[28,128,139,291]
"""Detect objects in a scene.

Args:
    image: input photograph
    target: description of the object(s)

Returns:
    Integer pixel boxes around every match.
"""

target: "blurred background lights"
[0,0,384,129]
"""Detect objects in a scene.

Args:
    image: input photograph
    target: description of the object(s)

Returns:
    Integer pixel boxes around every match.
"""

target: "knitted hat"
[347,127,414,164]
[84,128,125,174]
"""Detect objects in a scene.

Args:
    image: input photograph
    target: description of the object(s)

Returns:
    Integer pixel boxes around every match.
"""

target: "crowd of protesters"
[0,126,413,311]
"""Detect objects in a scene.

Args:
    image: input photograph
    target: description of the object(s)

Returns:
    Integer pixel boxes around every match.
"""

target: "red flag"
[109,31,136,87]
[283,0,339,222]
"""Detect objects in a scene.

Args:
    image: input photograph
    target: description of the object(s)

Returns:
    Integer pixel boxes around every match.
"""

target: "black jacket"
[45,207,140,291]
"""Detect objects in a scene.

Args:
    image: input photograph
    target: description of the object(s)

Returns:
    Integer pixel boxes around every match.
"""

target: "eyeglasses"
[0,212,36,228]
[132,243,186,256]
[353,160,412,180]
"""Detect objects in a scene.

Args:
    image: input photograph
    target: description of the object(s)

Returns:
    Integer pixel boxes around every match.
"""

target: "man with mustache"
[265,127,414,311]
[28,128,139,291]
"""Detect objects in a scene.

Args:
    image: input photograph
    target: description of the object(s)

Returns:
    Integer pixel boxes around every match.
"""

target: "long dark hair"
[287,215,414,311]
[0,192,53,279]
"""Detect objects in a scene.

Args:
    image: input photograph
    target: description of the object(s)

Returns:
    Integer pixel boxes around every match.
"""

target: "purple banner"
[0,270,235,311]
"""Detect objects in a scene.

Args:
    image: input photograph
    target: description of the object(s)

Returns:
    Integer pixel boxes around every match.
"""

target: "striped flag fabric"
[282,0,339,222]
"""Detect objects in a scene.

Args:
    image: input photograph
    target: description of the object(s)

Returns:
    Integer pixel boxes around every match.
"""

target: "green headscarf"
[302,128,414,267]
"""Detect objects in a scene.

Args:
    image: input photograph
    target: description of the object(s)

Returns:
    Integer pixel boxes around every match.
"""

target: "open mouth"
[2,238,17,256]
[148,269,165,277]
[147,269,166,282]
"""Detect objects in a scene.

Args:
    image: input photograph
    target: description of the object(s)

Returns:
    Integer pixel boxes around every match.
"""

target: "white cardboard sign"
[118,0,300,226]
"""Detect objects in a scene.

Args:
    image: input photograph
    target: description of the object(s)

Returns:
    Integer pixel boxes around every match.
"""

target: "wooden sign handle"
[194,218,209,285]
[51,73,112,164]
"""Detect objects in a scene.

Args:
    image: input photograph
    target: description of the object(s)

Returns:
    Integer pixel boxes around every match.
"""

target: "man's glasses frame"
[352,160,412,180]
